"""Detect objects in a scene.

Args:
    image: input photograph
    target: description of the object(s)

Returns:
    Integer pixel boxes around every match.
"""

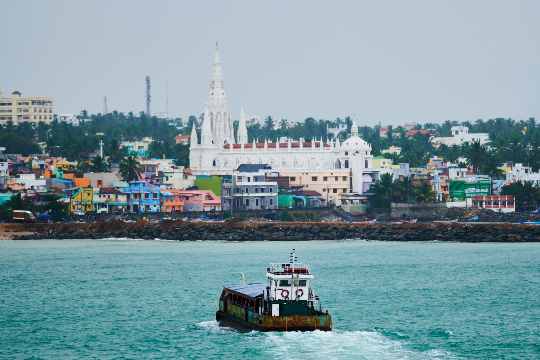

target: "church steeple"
[207,42,233,145]
[190,122,199,146]
[351,118,359,137]
[237,107,248,144]
[201,107,214,145]
[211,42,223,86]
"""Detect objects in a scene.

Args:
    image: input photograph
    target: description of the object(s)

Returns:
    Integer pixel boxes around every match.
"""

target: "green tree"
[368,173,394,210]
[501,182,540,211]
[119,156,141,182]
[464,141,487,174]
[90,155,108,172]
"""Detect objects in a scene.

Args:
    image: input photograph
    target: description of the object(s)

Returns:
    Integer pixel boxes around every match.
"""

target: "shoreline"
[2,220,540,242]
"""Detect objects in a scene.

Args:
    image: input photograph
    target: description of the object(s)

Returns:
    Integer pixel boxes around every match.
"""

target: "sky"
[2,0,539,126]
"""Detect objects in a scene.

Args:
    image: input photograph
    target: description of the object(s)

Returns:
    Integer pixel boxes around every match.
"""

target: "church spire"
[190,121,199,146]
[212,42,223,84]
[201,107,214,145]
[351,118,359,137]
[207,42,233,145]
[237,107,248,144]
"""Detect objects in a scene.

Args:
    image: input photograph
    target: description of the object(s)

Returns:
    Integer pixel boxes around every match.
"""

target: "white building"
[189,45,375,195]
[506,163,540,186]
[431,126,489,147]
[58,114,81,126]
[0,90,54,125]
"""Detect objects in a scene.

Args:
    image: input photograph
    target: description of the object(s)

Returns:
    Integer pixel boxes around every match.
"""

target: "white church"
[189,45,376,195]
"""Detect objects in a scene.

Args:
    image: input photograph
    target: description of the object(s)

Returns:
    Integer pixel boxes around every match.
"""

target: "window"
[269,199,273,205]
[290,176,296,181]
[365,160,369,168]
[279,280,291,287]
[312,176,318,182]
[342,176,347,181]
[323,176,328,181]
[344,160,349,168]
[335,176,338,181]
[333,189,337,193]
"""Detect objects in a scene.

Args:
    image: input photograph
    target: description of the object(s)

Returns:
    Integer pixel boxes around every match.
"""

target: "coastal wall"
[4,221,540,242]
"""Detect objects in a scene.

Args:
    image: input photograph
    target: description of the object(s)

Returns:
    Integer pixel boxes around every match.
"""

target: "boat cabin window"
[293,279,307,286]
[279,280,291,287]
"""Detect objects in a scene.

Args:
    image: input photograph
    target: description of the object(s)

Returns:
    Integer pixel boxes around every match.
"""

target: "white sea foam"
[196,320,234,334]
[264,330,457,360]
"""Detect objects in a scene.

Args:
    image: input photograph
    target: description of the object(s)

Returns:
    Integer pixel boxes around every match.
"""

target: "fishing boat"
[215,249,332,331]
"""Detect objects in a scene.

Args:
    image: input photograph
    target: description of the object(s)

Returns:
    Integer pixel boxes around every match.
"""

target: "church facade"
[189,45,375,196]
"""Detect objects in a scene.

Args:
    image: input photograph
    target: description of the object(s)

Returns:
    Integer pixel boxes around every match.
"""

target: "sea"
[0,239,539,359]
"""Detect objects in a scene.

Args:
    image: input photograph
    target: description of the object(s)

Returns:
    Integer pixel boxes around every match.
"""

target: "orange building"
[161,189,221,212]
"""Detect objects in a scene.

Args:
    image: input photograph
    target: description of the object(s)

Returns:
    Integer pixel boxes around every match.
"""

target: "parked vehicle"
[12,210,36,223]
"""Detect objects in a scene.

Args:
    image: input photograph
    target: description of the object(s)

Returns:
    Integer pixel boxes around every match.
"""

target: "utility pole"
[145,76,151,117]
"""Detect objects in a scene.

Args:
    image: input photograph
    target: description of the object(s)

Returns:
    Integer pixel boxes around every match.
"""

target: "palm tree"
[91,155,108,172]
[465,141,487,174]
[119,156,141,182]
[368,173,394,211]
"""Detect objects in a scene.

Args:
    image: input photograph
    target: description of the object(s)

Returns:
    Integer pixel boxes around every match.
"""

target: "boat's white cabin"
[266,250,315,301]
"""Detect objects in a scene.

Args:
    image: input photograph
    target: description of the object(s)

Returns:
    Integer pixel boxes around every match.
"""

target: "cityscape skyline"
[2,0,539,125]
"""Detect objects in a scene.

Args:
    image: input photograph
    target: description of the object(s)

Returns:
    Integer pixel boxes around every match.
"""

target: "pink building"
[161,189,221,212]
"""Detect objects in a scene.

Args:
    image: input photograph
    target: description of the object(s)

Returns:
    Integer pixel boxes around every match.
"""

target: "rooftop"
[225,283,265,298]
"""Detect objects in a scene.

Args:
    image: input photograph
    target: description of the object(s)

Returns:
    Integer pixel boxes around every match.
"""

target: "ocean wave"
[264,330,457,360]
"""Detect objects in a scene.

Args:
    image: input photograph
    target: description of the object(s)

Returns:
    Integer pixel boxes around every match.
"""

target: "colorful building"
[69,187,94,215]
[123,181,161,213]
[94,187,128,214]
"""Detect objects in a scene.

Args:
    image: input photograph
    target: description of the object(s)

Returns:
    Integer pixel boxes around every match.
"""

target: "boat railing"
[267,262,311,275]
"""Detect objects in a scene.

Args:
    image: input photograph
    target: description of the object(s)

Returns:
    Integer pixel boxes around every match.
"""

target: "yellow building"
[279,169,351,205]
[70,188,94,215]
[0,90,54,125]
[372,156,394,169]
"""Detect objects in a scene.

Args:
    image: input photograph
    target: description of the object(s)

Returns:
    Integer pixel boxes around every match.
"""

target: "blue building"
[123,181,161,213]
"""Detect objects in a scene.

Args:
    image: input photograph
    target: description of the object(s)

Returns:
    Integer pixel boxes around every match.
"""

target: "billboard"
[449,178,491,200]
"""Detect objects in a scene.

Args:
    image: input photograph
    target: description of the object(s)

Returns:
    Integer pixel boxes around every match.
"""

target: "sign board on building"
[449,179,491,200]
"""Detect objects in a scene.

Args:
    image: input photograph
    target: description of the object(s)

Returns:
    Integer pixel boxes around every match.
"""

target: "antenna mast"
[145,75,151,117]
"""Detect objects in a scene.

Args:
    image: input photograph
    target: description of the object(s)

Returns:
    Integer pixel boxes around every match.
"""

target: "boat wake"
[264,330,457,360]
[196,320,235,334]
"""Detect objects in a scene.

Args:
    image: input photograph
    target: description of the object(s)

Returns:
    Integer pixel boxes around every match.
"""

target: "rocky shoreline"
[3,220,540,242]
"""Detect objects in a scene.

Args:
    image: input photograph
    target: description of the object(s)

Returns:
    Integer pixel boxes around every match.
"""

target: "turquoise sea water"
[1,239,539,359]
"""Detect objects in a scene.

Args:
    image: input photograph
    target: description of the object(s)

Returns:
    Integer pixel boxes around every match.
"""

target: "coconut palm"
[119,156,141,182]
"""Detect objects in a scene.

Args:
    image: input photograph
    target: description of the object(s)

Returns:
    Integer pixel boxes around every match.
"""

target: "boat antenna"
[289,248,297,265]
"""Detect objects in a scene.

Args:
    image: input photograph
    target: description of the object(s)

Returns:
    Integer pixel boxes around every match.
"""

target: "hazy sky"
[2,0,539,125]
